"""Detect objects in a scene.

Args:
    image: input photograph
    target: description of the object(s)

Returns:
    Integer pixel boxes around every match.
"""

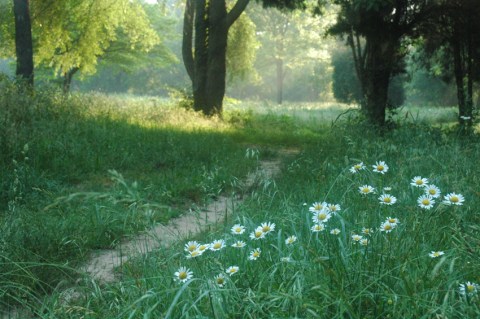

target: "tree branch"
[226,0,250,29]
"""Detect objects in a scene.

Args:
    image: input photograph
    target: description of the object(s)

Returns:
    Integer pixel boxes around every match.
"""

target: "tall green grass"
[46,119,480,318]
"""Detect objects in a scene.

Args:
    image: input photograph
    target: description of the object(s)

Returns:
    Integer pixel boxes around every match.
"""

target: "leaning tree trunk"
[452,34,467,122]
[62,67,79,93]
[13,0,34,86]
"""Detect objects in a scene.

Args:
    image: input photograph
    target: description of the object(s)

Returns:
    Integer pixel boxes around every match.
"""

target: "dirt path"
[83,158,284,283]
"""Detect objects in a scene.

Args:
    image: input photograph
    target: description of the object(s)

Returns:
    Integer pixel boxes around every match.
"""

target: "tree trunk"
[205,0,228,116]
[13,0,34,86]
[193,0,208,113]
[183,0,249,116]
[452,34,466,122]
[276,58,284,104]
[62,67,79,93]
[182,0,195,82]
[362,38,395,127]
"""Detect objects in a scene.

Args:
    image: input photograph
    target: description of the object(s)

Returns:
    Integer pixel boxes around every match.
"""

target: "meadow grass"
[1,84,479,318]
[35,104,479,318]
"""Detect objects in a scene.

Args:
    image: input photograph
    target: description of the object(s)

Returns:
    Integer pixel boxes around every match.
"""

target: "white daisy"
[459,282,479,296]
[411,176,429,187]
[349,162,365,173]
[311,224,325,232]
[383,187,392,192]
[231,224,245,235]
[330,228,341,235]
[260,222,275,234]
[186,249,204,259]
[210,239,226,251]
[226,266,239,276]
[443,193,465,206]
[280,256,292,262]
[312,210,331,223]
[428,251,444,258]
[418,194,435,209]
[372,161,389,174]
[249,227,266,240]
[231,240,246,248]
[351,234,363,242]
[285,235,297,245]
[379,221,396,233]
[360,238,369,246]
[248,248,261,260]
[385,217,400,226]
[361,227,373,236]
[327,203,341,214]
[214,274,226,287]
[424,184,441,198]
[198,243,210,253]
[184,241,200,253]
[359,185,375,195]
[309,201,328,213]
[379,194,397,205]
[174,266,193,283]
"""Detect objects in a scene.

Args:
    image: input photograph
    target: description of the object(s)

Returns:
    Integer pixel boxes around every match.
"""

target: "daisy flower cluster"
[349,160,473,299]
[174,221,278,285]
[172,159,473,306]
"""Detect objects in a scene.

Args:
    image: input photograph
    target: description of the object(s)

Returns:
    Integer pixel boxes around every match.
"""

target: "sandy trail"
[83,158,283,283]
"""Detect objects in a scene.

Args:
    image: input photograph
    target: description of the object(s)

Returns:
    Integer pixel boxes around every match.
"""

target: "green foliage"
[331,45,362,104]
[227,11,260,82]
[32,0,160,77]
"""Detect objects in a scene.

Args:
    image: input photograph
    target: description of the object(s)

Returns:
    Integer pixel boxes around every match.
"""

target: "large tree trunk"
[452,34,467,121]
[183,0,249,116]
[205,0,228,116]
[362,38,396,127]
[13,0,34,86]
[193,0,208,113]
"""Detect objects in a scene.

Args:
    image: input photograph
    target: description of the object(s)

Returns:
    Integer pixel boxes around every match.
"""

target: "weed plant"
[49,120,480,318]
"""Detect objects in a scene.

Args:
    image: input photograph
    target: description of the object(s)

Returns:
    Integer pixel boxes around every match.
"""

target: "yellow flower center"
[179,272,187,280]
[330,206,337,211]
[314,204,322,210]
[433,252,440,257]
[188,245,197,252]
[229,268,237,274]
[422,199,430,205]
[467,285,475,292]
[217,277,224,285]
[262,226,270,232]
[234,228,241,233]
[384,224,392,231]
[191,251,199,257]
[362,188,369,193]
[451,196,459,203]
[255,231,262,238]
[415,180,423,185]
[354,164,361,170]
[377,165,384,171]
[213,243,221,249]
[319,213,327,220]
[253,251,260,257]
[199,245,208,251]
[384,197,391,203]
[429,189,436,195]
[388,218,396,223]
